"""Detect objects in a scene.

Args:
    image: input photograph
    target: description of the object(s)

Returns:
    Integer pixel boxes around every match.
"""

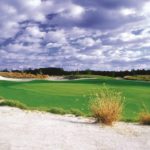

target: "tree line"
[1,67,150,77]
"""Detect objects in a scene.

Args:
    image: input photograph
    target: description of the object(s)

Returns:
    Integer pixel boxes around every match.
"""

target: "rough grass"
[124,75,150,81]
[0,99,28,109]
[90,86,123,125]
[69,108,84,116]
[0,98,84,117]
[47,107,67,115]
[47,107,84,116]
[0,72,48,79]
[139,112,150,125]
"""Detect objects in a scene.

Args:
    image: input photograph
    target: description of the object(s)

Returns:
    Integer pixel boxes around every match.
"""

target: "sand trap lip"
[0,106,150,150]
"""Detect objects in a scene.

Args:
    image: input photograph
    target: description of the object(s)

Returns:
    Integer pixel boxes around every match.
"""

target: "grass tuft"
[139,112,150,125]
[90,85,123,125]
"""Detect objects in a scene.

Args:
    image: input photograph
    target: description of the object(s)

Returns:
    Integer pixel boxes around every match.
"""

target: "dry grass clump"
[139,112,150,125]
[90,86,123,125]
[0,72,48,79]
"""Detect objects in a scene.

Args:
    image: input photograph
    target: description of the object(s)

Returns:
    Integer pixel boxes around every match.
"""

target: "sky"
[0,0,150,71]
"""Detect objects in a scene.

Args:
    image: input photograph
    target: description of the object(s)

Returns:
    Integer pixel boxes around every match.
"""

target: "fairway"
[0,77,149,121]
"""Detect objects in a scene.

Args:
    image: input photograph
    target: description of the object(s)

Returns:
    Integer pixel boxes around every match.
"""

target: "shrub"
[0,100,27,110]
[90,85,123,125]
[139,112,150,125]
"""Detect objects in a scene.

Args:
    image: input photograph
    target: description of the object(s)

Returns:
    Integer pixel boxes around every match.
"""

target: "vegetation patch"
[47,107,84,116]
[0,98,84,117]
[0,99,28,110]
[69,108,84,116]
[0,72,48,79]
[139,112,150,125]
[90,86,123,125]
[124,75,150,81]
[47,107,67,115]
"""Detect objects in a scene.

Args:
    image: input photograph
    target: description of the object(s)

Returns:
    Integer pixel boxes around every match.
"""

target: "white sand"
[47,76,69,81]
[0,75,95,82]
[0,76,33,82]
[0,107,149,150]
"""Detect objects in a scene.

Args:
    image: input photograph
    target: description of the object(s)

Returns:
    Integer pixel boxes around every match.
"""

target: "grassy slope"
[0,77,149,121]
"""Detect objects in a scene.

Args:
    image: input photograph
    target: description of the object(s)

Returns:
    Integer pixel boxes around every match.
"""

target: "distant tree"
[85,69,92,75]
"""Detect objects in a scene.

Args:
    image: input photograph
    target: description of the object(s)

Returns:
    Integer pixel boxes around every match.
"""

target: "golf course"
[0,76,149,121]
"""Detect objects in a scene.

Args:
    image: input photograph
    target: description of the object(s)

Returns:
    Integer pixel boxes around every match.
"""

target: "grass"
[124,75,150,81]
[0,99,28,109]
[47,107,68,115]
[0,72,48,79]
[0,76,149,121]
[139,112,150,125]
[90,86,123,125]
[47,107,84,116]
[0,98,84,116]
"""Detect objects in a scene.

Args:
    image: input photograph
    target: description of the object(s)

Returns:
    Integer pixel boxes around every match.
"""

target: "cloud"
[0,0,149,71]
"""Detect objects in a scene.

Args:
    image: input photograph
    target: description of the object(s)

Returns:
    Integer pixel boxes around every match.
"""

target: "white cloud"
[120,8,136,16]
[77,38,99,47]
[45,29,67,44]
[0,0,149,71]
[65,4,85,19]
[142,2,150,17]
[26,26,45,38]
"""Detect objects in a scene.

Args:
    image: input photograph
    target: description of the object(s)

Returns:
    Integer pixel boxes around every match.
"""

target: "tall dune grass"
[0,72,48,79]
[90,85,124,125]
[139,113,150,125]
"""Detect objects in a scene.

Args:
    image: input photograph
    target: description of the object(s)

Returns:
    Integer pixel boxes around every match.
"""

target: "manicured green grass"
[0,77,149,121]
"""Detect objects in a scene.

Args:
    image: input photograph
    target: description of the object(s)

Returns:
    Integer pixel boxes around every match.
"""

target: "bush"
[90,85,123,125]
[0,100,27,110]
[139,112,150,125]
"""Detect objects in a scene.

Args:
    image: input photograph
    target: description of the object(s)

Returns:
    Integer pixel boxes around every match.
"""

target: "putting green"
[0,77,149,121]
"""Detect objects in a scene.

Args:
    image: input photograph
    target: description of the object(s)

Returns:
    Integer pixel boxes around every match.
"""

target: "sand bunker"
[0,107,149,150]
[0,76,33,82]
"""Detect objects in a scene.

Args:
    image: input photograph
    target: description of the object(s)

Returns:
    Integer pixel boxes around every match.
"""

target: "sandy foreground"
[0,107,149,150]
